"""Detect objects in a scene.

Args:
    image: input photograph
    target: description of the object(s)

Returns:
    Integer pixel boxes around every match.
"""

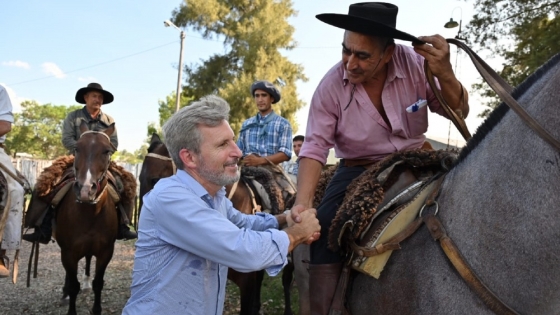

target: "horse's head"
[73,120,116,203]
[139,134,175,194]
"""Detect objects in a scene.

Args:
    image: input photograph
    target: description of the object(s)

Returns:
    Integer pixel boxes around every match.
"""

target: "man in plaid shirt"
[237,80,293,166]
[237,80,296,209]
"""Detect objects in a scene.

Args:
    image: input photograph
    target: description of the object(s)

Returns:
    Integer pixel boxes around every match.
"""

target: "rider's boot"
[117,224,137,240]
[22,208,53,245]
[309,263,342,315]
[0,250,9,278]
[116,200,137,240]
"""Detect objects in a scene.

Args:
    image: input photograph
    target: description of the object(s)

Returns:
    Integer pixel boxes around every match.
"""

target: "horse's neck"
[434,57,560,313]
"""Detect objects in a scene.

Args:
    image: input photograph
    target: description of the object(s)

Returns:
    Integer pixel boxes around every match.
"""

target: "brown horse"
[54,121,119,315]
[138,133,295,315]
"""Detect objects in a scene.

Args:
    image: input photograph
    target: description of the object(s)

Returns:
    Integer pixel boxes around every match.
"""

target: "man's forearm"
[294,158,323,208]
[262,152,289,165]
[439,77,470,118]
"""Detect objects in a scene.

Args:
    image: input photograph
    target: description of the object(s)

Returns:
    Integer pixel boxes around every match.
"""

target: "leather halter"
[145,152,177,175]
[426,38,560,151]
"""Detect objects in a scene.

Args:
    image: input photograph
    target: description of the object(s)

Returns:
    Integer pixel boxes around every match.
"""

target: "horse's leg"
[282,261,294,315]
[60,251,80,315]
[252,270,264,315]
[91,246,114,315]
[228,269,257,315]
[82,255,92,292]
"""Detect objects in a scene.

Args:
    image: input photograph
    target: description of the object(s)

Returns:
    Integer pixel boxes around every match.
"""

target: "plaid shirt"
[237,111,292,159]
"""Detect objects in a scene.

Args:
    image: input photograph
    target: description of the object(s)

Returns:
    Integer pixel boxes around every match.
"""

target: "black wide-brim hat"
[75,83,114,104]
[316,2,423,44]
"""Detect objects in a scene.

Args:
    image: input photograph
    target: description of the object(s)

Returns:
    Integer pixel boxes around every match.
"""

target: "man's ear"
[179,149,197,169]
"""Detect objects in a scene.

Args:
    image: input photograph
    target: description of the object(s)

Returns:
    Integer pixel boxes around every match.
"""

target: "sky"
[1,0,490,152]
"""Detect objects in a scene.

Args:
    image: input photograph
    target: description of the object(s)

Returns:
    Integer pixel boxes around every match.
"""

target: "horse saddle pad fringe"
[327,149,457,279]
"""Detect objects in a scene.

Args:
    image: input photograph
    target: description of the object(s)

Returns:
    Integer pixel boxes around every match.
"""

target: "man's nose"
[232,143,242,158]
[346,54,358,70]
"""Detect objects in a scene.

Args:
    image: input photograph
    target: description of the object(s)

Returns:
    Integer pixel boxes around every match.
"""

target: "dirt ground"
[0,239,135,315]
[0,239,290,315]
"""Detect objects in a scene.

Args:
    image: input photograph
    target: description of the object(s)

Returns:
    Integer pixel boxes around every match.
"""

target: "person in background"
[122,95,320,314]
[0,85,26,278]
[23,83,137,244]
[283,135,304,184]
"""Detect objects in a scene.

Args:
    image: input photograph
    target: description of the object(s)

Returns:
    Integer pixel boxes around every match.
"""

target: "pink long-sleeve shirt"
[300,45,448,165]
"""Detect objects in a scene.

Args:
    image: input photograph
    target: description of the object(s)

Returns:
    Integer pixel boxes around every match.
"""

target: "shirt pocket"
[405,107,428,138]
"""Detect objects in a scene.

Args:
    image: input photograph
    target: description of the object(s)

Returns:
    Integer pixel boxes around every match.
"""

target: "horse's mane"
[454,52,560,166]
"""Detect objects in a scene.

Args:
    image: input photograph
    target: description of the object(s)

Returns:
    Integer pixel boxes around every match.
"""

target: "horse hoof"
[59,296,69,306]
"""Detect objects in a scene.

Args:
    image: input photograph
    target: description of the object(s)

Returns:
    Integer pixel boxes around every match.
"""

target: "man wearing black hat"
[62,82,118,152]
[23,83,137,243]
[290,3,470,314]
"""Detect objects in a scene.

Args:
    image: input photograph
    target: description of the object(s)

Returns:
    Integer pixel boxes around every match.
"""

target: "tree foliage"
[157,91,193,126]
[5,101,81,159]
[466,0,560,116]
[170,0,307,134]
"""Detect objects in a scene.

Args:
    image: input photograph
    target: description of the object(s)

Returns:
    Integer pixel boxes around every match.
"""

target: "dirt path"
[0,239,135,315]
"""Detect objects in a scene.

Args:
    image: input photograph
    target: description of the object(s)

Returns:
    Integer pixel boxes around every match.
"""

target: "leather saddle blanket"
[327,149,458,277]
[241,166,285,214]
[34,156,135,207]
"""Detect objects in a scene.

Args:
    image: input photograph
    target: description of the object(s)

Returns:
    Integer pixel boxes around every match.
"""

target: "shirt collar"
[257,111,274,122]
[82,106,103,121]
[176,170,226,199]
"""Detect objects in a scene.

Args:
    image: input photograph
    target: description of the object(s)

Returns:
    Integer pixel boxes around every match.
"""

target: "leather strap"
[424,214,521,315]
[443,39,560,151]
[425,60,472,141]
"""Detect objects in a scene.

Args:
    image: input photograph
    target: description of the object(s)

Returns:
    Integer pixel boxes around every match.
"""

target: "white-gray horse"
[347,53,560,314]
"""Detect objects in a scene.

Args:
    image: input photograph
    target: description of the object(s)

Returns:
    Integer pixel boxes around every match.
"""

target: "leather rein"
[427,38,560,151]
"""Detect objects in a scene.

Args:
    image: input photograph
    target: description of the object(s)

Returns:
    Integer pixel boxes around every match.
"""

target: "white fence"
[12,157,143,190]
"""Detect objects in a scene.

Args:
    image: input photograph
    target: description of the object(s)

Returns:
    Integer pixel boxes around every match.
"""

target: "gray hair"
[162,95,230,169]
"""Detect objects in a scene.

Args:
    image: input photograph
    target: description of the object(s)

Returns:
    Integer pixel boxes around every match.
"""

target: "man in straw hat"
[23,83,137,244]
[290,3,470,313]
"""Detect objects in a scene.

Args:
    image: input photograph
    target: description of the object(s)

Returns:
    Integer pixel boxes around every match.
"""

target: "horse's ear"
[150,133,161,144]
[104,123,116,137]
[79,120,89,135]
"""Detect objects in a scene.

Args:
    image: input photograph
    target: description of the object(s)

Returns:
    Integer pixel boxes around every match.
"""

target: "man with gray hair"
[123,95,321,315]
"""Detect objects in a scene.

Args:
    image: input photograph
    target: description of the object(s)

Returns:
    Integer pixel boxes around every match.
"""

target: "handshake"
[282,204,321,252]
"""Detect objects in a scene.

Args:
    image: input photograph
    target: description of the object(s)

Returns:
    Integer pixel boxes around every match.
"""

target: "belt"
[341,158,378,168]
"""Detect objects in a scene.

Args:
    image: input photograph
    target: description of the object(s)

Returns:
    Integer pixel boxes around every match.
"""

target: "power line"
[8,35,338,87]
[8,41,178,86]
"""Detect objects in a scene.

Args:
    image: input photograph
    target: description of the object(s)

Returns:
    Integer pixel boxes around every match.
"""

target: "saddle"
[324,149,457,313]
[239,165,295,214]
[329,150,458,277]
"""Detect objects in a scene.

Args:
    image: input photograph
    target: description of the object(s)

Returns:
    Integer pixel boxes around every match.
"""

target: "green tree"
[5,101,81,159]
[157,91,193,126]
[170,0,307,134]
[466,0,560,116]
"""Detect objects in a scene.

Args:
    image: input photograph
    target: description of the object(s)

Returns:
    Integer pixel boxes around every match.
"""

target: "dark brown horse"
[138,133,295,315]
[54,121,119,315]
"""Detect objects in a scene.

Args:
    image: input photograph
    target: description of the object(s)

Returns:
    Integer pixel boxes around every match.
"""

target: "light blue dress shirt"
[122,170,289,315]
